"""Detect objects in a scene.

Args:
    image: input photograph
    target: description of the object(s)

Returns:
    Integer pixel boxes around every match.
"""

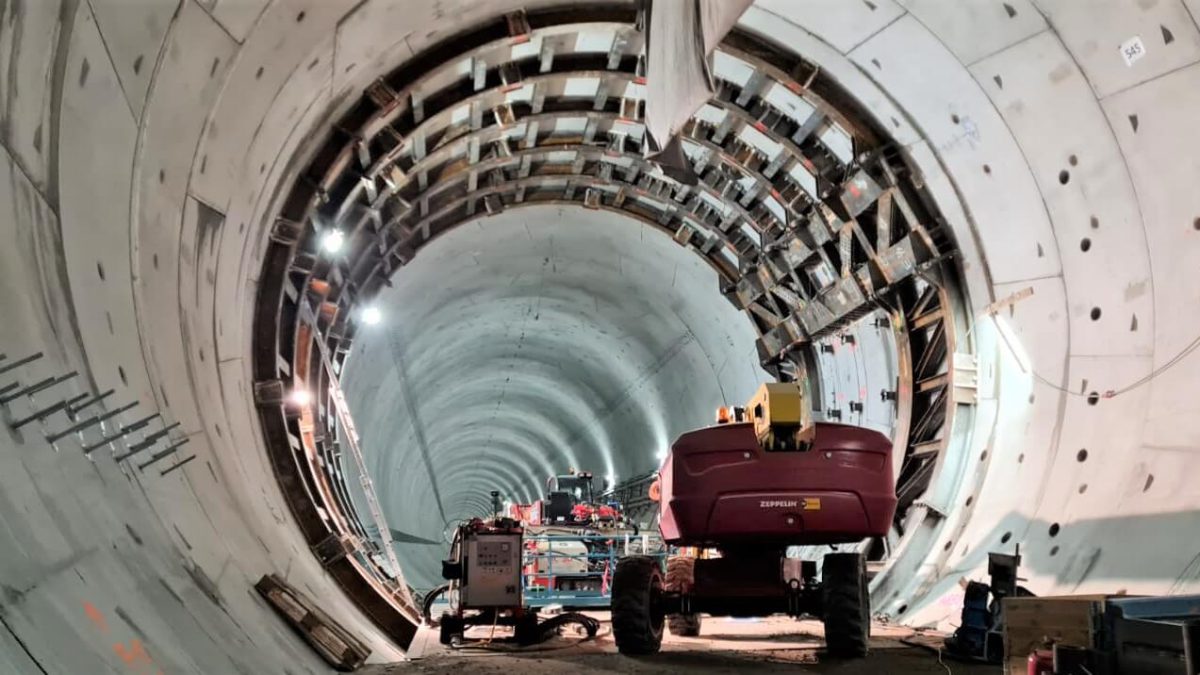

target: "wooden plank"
[255,574,371,670]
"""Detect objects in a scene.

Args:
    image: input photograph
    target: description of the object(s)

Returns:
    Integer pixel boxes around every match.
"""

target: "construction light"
[289,389,312,406]
[361,306,382,325]
[320,229,345,253]
[655,447,668,461]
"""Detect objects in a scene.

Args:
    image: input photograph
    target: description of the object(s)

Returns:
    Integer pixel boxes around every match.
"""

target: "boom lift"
[610,382,897,657]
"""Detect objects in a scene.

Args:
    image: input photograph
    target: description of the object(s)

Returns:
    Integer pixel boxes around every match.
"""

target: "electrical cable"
[450,612,602,653]
[937,647,953,674]
[478,611,499,645]
[422,584,450,624]
[992,315,1200,399]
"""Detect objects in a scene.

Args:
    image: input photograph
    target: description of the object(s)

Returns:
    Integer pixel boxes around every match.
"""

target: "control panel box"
[461,532,522,608]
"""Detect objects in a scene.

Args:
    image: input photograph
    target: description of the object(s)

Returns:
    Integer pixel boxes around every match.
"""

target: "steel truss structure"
[252,4,975,647]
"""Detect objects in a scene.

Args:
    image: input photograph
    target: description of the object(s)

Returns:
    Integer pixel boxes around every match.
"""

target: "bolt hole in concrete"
[1091,307,1102,320]
[951,113,960,124]
[1058,169,1070,184]
[1087,392,1100,405]
[1068,154,1078,167]
[982,163,991,174]
[297,10,306,21]
[96,261,105,280]
[1144,474,1155,492]
[1077,448,1089,462]
[118,366,127,386]
[943,540,952,551]
[1080,237,1091,252]
[1017,453,1025,463]
[1091,215,1100,229]
[1050,545,1060,557]
[1079,483,1088,494]
[1001,532,1013,544]
[1048,523,1060,537]
[965,496,974,506]
[1194,216,1200,230]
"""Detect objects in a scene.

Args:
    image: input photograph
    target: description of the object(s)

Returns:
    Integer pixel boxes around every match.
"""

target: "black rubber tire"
[821,552,869,658]
[611,555,665,655]
[664,557,701,637]
[514,612,541,646]
[438,613,461,645]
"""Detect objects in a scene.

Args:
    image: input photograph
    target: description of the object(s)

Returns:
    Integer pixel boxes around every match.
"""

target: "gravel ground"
[365,615,998,674]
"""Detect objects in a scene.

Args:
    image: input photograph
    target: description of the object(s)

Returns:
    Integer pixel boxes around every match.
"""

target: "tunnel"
[1,0,1198,672]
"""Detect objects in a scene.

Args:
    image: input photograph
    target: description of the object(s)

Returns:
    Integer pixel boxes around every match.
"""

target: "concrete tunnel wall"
[0,0,1198,672]
[339,205,770,591]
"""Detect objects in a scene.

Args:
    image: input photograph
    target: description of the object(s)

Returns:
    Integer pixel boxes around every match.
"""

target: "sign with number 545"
[1121,36,1146,66]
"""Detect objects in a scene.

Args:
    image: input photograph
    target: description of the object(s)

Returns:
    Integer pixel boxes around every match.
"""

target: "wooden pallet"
[255,574,372,671]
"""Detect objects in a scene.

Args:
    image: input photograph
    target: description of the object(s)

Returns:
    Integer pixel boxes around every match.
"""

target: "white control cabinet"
[461,532,522,608]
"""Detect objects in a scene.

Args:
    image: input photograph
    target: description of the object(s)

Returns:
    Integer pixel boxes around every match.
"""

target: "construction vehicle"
[522,528,663,609]
[435,516,601,646]
[437,516,539,644]
[489,470,657,611]
[539,470,621,526]
[610,382,897,657]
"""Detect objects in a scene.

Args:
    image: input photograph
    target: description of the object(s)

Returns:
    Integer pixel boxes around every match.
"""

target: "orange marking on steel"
[84,601,109,633]
[634,77,646,85]
[510,35,531,45]
[753,121,767,133]
[848,183,862,198]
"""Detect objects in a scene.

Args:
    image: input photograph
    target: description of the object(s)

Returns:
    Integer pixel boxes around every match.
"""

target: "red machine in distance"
[611,383,897,657]
[536,469,621,526]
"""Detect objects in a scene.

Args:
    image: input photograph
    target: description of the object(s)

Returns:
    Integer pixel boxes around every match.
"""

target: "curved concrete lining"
[1,0,1198,671]
[341,205,765,590]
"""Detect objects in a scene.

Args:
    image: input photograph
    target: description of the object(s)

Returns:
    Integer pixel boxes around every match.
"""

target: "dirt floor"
[366,615,1000,674]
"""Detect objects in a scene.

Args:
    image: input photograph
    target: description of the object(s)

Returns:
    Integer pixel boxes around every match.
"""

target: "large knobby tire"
[611,556,665,655]
[821,552,870,658]
[664,557,702,637]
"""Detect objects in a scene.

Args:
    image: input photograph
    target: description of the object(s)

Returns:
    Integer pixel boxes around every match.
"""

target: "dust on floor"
[367,616,996,674]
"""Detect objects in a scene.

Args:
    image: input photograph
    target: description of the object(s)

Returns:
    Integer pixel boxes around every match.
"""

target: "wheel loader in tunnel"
[610,383,897,657]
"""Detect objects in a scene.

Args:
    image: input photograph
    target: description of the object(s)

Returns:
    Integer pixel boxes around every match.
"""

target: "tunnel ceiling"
[254,3,969,615]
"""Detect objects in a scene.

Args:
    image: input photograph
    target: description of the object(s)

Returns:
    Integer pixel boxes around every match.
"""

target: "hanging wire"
[992,315,1200,399]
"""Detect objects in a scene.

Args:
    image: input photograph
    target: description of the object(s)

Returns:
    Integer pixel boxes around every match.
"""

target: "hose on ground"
[422,584,450,625]
[530,612,600,642]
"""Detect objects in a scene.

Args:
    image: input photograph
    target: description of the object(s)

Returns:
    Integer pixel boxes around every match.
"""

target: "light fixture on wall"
[321,229,345,253]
